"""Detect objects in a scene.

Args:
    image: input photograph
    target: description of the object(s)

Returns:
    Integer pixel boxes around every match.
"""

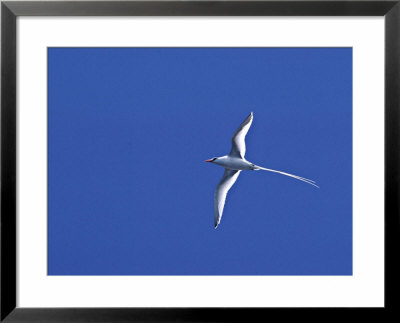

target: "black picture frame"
[1,0,399,321]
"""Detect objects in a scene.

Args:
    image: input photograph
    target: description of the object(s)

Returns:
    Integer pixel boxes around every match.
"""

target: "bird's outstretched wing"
[229,112,253,158]
[214,169,241,228]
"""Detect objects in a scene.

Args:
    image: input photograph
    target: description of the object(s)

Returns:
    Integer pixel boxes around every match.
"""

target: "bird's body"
[211,156,255,171]
[206,112,318,229]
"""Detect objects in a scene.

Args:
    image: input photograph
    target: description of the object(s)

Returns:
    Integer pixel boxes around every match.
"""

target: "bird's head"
[205,157,217,163]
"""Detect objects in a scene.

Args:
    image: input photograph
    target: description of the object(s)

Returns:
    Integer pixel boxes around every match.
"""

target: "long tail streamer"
[255,166,319,188]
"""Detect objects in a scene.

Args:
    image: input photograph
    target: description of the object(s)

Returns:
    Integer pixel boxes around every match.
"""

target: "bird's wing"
[214,169,241,228]
[229,112,253,158]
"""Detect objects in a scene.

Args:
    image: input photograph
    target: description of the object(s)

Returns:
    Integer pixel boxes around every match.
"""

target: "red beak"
[205,159,214,162]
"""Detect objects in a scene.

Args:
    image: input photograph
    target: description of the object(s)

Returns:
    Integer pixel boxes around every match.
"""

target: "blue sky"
[48,48,352,275]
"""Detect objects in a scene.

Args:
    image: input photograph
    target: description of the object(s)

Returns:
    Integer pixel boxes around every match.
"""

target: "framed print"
[1,0,399,321]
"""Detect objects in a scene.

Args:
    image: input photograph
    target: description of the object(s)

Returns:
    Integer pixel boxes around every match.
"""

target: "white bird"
[205,112,318,229]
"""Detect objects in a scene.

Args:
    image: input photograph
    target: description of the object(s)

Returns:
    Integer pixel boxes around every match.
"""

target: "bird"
[205,112,318,229]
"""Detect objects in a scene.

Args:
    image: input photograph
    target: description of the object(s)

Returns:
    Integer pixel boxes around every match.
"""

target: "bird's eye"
[213,158,217,161]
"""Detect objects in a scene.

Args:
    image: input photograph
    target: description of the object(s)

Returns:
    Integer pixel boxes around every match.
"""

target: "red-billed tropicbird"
[205,112,318,229]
